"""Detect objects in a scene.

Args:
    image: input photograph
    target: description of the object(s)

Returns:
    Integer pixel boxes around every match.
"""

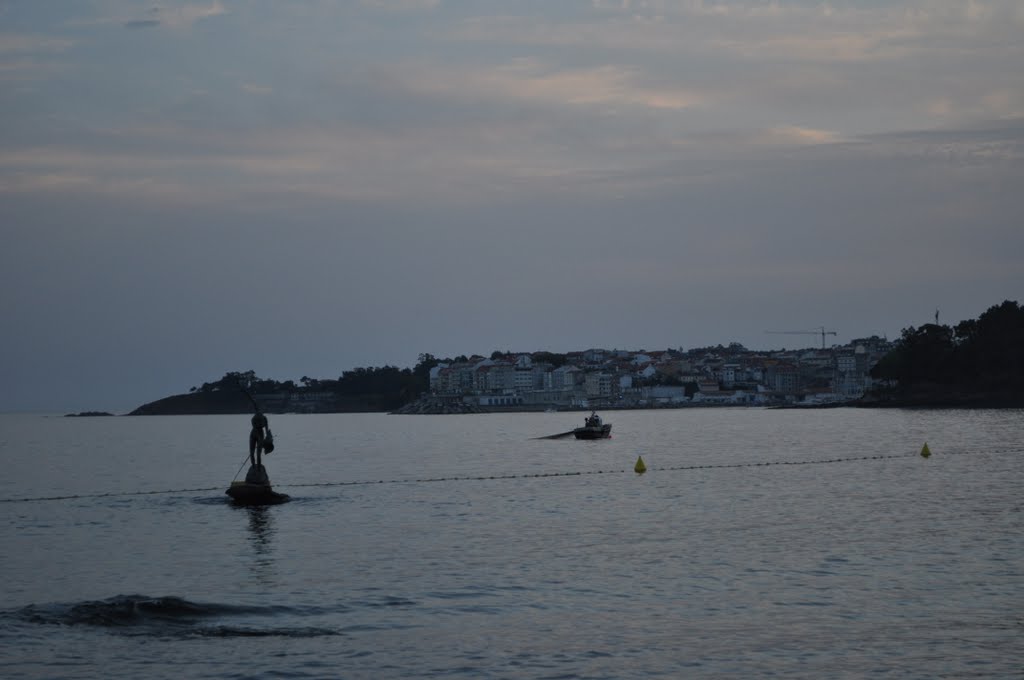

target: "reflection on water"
[245,505,277,587]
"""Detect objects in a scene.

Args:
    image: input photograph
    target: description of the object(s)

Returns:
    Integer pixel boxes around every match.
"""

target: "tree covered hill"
[128,388,255,415]
[867,300,1024,406]
[129,360,440,415]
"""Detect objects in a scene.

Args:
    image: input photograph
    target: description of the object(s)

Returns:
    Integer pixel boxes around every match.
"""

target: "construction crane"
[765,326,838,349]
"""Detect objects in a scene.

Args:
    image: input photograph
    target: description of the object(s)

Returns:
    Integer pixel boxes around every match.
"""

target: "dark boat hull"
[226,481,290,505]
[573,424,612,439]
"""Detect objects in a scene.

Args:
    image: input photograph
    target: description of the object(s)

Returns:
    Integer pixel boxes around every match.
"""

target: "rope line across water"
[2,446,1020,504]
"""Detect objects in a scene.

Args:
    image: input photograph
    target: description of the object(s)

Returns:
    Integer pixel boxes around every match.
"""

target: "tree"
[531,351,568,368]
[871,300,1023,392]
[871,323,953,385]
[953,300,1024,387]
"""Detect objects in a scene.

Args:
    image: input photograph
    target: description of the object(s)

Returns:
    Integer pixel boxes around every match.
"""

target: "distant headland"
[126,300,1022,415]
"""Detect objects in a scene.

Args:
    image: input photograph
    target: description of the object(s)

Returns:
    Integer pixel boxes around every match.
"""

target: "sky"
[2,0,1022,413]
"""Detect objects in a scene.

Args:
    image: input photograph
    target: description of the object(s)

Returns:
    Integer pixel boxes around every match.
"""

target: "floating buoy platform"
[226,464,290,505]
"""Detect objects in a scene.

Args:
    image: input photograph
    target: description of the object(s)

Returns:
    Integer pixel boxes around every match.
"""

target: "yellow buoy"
[634,455,647,474]
[920,443,931,458]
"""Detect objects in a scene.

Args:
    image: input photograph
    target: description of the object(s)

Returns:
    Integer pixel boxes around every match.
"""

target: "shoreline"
[112,399,1023,416]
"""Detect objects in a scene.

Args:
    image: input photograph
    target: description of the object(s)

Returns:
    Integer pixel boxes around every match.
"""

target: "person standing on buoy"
[249,410,269,467]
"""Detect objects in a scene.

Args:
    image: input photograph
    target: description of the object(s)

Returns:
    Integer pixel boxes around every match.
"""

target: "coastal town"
[393,336,894,413]
[128,336,894,416]
[127,299,1024,415]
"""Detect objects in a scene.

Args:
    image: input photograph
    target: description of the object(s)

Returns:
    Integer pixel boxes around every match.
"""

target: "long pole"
[237,381,260,412]
[235,382,258,480]
[232,453,251,481]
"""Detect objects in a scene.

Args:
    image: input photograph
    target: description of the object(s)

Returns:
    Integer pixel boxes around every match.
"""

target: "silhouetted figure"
[249,411,269,467]
[585,411,602,427]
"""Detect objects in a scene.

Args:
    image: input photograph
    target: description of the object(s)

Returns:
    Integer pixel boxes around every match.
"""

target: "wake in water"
[7,594,340,639]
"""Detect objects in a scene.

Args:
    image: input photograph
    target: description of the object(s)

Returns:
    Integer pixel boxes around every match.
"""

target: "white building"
[585,372,613,398]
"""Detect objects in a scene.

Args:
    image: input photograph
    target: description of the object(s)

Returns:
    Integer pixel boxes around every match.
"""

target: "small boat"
[536,412,613,440]
[226,464,290,505]
[573,412,612,439]
[573,423,612,439]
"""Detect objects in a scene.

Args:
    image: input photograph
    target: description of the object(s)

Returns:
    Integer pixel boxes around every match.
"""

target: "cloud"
[4,115,1019,214]
[359,0,440,11]
[241,83,273,95]
[0,59,68,82]
[173,1,227,26]
[0,171,93,192]
[862,119,1024,165]
[394,58,708,111]
[460,2,1024,64]
[435,2,1022,133]
[124,19,161,30]
[981,89,1024,120]
[0,34,75,53]
[755,126,847,146]
[119,1,227,30]
[0,144,234,203]
[0,34,73,81]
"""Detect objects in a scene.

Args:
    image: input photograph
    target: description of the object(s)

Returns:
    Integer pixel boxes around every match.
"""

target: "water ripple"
[6,595,341,639]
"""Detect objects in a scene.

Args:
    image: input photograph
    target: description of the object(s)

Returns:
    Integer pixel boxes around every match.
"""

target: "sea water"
[1,409,1021,678]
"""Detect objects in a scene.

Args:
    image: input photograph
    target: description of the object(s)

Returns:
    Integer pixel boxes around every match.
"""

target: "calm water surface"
[1,409,1022,678]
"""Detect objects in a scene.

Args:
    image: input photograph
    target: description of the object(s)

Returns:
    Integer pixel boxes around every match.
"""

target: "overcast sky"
[2,0,1022,412]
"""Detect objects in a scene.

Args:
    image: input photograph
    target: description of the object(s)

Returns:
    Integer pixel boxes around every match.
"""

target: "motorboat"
[573,412,612,439]
[573,423,612,439]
